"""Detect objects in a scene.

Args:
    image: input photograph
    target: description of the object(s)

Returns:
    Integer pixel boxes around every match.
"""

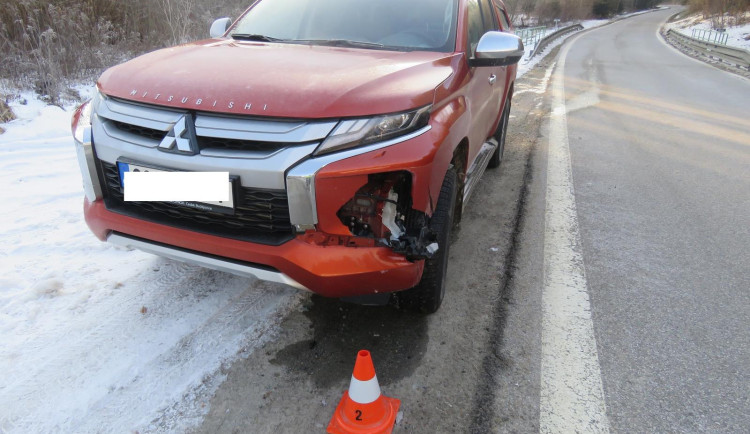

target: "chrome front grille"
[98,160,294,245]
[91,94,340,243]
[95,96,337,156]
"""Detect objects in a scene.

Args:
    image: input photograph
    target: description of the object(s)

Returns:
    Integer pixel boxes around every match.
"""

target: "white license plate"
[117,162,235,214]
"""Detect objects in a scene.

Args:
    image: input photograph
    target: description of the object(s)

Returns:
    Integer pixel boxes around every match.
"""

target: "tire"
[399,167,457,314]
[488,99,510,169]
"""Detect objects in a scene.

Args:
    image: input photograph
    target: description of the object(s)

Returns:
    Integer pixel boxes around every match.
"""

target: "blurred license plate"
[117,161,235,214]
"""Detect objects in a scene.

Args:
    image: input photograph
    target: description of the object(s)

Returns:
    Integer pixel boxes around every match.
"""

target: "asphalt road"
[558,7,750,433]
[194,46,553,434]
[194,8,749,433]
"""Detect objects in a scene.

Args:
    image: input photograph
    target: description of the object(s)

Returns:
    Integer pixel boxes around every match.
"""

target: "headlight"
[314,105,431,156]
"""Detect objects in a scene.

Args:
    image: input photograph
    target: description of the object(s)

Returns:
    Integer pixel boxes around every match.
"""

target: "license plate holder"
[116,161,236,215]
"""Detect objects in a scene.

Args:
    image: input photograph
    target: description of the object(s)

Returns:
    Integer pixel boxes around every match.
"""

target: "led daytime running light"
[315,106,430,155]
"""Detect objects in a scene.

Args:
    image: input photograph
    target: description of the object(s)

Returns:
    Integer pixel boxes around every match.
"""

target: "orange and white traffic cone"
[327,350,401,434]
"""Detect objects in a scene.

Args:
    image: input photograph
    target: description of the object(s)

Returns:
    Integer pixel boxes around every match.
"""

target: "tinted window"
[479,0,498,33]
[466,0,484,57]
[468,0,501,57]
[231,0,458,52]
[495,5,511,31]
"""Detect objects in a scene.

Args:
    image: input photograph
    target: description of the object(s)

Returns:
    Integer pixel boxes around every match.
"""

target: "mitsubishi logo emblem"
[158,114,199,155]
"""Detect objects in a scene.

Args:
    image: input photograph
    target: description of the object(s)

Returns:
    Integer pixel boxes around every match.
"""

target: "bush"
[0,98,14,123]
[0,0,250,102]
[592,0,613,18]
[688,0,750,25]
[536,0,562,24]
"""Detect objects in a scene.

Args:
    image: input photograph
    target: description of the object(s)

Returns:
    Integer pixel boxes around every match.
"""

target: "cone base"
[327,391,401,434]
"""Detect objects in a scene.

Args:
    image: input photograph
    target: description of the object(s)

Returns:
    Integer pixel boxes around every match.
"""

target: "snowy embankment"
[0,92,300,432]
[668,12,750,51]
[516,8,668,77]
[517,19,609,77]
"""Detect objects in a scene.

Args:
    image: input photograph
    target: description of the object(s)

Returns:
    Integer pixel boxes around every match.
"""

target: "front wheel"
[398,168,457,314]
[488,99,510,169]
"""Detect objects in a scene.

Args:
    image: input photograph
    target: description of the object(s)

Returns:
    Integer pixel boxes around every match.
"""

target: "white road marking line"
[539,33,610,434]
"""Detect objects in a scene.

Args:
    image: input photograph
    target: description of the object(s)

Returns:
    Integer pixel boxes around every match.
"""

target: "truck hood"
[98,40,457,119]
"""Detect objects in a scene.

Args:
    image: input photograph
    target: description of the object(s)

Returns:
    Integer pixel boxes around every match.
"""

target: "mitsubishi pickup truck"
[71,0,523,313]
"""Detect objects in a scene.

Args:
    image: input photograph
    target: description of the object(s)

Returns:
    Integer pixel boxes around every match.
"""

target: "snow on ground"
[669,12,750,51]
[0,92,301,433]
[517,28,561,78]
[581,19,611,29]
[517,21,607,77]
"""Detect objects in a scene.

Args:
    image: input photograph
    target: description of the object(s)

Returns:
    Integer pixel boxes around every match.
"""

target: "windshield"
[230,0,458,52]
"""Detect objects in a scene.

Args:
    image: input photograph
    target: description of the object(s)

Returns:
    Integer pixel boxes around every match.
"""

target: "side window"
[496,6,511,31]
[466,0,484,58]
[479,0,498,33]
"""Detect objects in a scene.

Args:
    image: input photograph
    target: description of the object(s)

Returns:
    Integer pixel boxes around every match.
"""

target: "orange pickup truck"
[71,0,522,313]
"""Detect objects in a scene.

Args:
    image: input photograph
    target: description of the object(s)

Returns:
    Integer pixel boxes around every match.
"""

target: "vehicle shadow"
[271,295,428,388]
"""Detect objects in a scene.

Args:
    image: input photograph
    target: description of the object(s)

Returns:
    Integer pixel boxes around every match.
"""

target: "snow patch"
[517,25,587,78]
[581,19,610,29]
[0,93,300,433]
[668,12,750,51]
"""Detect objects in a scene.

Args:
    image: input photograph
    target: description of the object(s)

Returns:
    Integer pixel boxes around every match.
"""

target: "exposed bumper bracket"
[286,126,432,232]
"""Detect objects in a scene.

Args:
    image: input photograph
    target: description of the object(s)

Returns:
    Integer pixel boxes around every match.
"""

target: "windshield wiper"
[290,39,386,49]
[230,34,284,42]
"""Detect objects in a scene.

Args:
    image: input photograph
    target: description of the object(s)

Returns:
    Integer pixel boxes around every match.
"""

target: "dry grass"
[0,98,15,124]
[688,0,750,26]
[0,0,250,103]
[0,97,14,134]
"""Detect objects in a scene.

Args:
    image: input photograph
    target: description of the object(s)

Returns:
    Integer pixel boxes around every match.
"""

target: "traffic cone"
[327,350,401,434]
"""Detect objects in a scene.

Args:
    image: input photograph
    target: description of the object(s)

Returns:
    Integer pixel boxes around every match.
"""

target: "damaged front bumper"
[82,115,453,297]
[334,171,439,261]
[288,124,446,262]
[84,198,425,297]
[286,126,430,231]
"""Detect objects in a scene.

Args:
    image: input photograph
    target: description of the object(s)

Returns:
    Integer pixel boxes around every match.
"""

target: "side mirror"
[469,31,525,67]
[210,17,232,38]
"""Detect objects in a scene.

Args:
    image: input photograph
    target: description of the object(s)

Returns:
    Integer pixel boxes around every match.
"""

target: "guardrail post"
[663,27,750,73]
[529,24,584,59]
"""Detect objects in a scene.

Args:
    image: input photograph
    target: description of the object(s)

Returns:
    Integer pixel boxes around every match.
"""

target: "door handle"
[489,74,497,85]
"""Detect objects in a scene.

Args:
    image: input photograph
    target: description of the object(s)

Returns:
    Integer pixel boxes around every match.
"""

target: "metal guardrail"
[691,28,728,45]
[665,28,750,72]
[516,26,547,46]
[529,24,583,59]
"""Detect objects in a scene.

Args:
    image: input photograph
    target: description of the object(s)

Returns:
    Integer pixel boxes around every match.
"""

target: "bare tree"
[160,0,197,45]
